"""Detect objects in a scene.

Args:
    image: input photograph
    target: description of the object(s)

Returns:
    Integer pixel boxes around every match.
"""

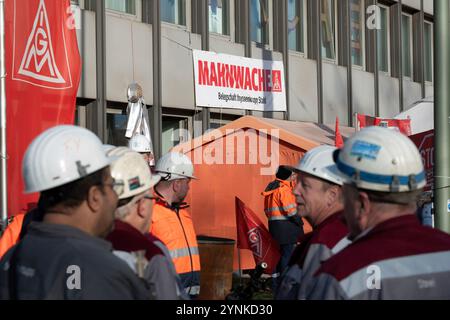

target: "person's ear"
[357,191,371,226]
[137,199,146,219]
[87,185,102,212]
[326,185,339,205]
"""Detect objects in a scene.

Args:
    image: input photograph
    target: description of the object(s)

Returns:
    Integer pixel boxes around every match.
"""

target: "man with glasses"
[150,152,201,298]
[106,147,186,300]
[308,127,450,299]
[0,125,153,299]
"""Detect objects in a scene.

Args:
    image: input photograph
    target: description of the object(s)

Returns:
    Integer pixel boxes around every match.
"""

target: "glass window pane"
[288,0,304,52]
[209,0,229,35]
[105,0,135,14]
[321,0,336,60]
[161,0,186,26]
[402,15,412,78]
[251,0,269,45]
[350,0,363,66]
[377,7,389,72]
[424,23,433,82]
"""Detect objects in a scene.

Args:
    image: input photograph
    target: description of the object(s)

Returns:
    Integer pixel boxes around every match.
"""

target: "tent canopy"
[172,116,354,270]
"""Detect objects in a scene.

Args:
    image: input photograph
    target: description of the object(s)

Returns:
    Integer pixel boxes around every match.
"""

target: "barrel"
[197,236,235,300]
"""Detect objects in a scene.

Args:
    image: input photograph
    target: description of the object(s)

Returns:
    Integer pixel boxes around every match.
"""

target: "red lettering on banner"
[265,69,272,92]
[210,62,217,86]
[244,67,252,90]
[198,60,210,86]
[258,69,265,91]
[196,59,283,92]
[234,66,245,89]
[225,64,234,88]
[217,63,226,87]
[251,68,259,91]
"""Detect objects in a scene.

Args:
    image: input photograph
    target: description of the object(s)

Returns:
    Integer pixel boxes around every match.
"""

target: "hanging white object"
[125,83,155,165]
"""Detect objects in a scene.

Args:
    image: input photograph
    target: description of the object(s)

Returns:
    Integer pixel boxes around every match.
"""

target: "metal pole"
[94,0,107,142]
[201,0,210,133]
[346,0,353,126]
[434,0,450,233]
[152,0,162,160]
[0,0,8,230]
[316,0,323,124]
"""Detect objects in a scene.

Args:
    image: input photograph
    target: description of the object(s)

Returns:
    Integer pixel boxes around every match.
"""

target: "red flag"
[335,116,344,148]
[235,197,280,274]
[5,0,81,215]
[356,114,412,136]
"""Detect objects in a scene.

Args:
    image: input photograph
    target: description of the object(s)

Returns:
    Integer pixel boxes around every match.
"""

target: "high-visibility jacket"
[149,196,201,297]
[261,179,303,245]
[0,214,25,258]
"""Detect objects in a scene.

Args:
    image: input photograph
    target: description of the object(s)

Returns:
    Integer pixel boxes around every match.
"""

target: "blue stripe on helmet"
[336,159,426,187]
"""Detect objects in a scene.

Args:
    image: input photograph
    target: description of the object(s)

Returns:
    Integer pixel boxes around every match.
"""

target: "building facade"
[71,0,434,157]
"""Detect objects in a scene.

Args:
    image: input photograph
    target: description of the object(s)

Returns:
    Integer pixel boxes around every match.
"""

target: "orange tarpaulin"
[172,116,354,270]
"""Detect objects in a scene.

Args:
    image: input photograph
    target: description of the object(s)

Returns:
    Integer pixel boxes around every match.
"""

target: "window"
[162,116,189,154]
[424,21,433,82]
[107,110,129,146]
[161,0,186,26]
[377,5,389,73]
[105,0,136,15]
[288,0,305,53]
[251,0,269,45]
[320,0,336,60]
[350,0,364,66]
[402,13,413,78]
[209,0,229,35]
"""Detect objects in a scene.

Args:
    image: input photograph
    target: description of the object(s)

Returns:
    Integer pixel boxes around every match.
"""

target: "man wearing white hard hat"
[0,125,153,299]
[105,147,187,300]
[308,127,450,299]
[129,134,155,167]
[150,152,201,298]
[276,145,349,300]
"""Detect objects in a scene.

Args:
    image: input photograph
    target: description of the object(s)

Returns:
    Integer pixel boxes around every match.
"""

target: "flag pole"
[0,0,8,232]
[237,247,243,286]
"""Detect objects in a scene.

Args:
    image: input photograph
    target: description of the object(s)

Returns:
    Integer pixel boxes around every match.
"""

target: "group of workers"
[1,122,450,299]
[263,127,450,299]
[0,126,199,299]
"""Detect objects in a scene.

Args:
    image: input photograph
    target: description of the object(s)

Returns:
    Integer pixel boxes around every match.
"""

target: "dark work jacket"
[0,222,153,300]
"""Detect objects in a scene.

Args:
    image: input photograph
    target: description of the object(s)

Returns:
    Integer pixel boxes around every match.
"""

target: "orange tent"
[172,116,354,270]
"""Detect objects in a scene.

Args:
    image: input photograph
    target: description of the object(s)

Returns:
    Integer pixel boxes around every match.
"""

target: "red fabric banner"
[5,0,81,215]
[335,116,344,148]
[235,197,280,274]
[356,114,412,136]
[409,130,434,192]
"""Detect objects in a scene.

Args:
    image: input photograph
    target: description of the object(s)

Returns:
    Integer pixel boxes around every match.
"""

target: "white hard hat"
[333,126,426,192]
[23,125,115,194]
[128,134,152,153]
[107,147,160,199]
[290,145,343,186]
[155,152,197,181]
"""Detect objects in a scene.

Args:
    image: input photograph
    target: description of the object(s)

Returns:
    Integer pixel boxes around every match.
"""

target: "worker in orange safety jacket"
[262,165,304,292]
[150,152,201,298]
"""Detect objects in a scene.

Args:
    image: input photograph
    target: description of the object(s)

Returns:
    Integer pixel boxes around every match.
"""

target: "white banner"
[193,50,287,112]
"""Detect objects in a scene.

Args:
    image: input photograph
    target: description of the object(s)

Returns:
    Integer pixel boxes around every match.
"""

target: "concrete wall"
[106,15,153,104]
[76,10,96,100]
[288,54,318,122]
[161,24,201,109]
[403,80,422,110]
[322,63,349,125]
[352,69,375,116]
[379,75,400,118]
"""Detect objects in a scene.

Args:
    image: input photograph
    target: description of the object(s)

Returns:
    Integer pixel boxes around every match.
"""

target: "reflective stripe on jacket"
[261,179,298,221]
[150,198,201,295]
